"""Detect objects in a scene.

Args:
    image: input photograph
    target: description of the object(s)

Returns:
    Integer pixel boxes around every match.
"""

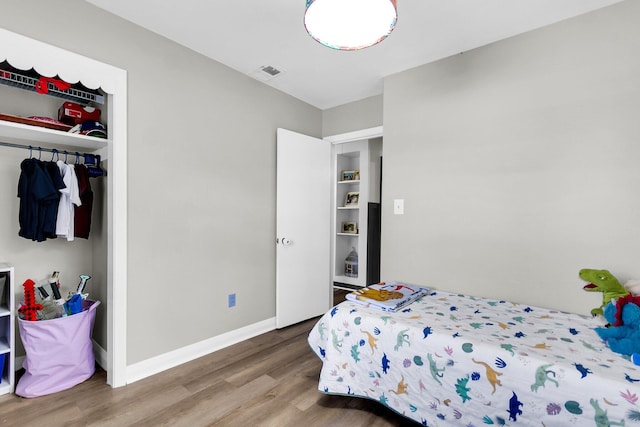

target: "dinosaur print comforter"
[307,289,640,426]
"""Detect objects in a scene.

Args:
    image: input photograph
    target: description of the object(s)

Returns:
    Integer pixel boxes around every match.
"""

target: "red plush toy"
[612,293,640,327]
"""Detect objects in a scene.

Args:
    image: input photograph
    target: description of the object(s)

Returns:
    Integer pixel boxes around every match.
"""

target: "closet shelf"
[0,68,104,105]
[0,119,107,151]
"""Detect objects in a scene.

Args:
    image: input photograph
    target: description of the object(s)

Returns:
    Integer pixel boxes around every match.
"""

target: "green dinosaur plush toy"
[580,268,630,316]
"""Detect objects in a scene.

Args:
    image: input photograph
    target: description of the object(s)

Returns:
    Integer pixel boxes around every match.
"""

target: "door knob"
[278,237,292,246]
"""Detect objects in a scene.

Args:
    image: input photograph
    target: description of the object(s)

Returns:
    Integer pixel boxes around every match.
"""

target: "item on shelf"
[345,247,359,278]
[79,120,107,138]
[341,221,358,234]
[58,101,101,125]
[340,170,359,181]
[68,120,107,138]
[344,191,359,207]
[34,76,71,95]
[0,113,73,131]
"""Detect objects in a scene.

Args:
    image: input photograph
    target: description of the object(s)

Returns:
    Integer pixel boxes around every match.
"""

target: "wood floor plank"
[138,374,278,427]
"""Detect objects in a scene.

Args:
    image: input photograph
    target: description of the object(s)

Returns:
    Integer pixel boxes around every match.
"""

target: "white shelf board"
[333,283,365,291]
[0,119,108,151]
[334,275,362,286]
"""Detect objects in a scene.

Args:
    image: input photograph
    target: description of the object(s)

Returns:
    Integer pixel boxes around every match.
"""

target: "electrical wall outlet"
[228,293,236,308]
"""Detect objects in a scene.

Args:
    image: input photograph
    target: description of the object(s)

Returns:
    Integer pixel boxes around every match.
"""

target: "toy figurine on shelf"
[18,279,43,321]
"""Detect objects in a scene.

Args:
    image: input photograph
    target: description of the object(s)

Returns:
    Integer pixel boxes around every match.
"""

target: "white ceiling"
[87,0,623,110]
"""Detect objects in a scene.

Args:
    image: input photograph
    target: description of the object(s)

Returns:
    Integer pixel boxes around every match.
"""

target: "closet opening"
[0,27,128,391]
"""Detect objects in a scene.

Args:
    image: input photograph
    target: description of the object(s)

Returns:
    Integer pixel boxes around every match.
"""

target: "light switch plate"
[394,199,404,215]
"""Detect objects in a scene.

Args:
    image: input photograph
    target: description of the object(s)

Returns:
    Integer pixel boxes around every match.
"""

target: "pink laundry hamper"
[16,300,100,398]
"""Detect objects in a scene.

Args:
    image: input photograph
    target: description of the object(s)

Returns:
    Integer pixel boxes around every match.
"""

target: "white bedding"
[308,289,640,426]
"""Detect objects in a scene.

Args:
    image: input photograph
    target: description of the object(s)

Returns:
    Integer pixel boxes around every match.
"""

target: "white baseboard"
[125,317,277,384]
[94,341,108,370]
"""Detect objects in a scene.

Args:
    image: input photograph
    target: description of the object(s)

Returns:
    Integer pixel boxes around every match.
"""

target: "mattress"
[307,289,640,426]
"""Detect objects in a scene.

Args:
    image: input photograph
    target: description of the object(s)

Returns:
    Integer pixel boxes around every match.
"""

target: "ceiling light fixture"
[304,0,397,51]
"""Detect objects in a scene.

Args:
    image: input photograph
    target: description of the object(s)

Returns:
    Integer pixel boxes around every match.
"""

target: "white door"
[276,128,331,328]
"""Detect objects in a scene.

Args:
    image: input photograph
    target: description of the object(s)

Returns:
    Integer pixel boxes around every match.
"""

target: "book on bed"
[345,281,429,312]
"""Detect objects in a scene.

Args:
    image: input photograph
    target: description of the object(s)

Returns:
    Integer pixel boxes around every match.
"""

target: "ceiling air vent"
[249,65,286,82]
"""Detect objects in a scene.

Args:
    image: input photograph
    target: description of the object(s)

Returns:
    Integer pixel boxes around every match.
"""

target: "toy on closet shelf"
[35,76,71,95]
[18,279,43,321]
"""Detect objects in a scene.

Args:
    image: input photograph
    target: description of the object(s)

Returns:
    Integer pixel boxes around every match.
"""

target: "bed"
[307,287,640,426]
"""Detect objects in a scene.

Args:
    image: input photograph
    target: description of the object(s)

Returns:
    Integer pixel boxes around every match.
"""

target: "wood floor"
[0,290,412,426]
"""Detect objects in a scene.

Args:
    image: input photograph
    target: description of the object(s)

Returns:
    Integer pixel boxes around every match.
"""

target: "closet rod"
[0,140,93,158]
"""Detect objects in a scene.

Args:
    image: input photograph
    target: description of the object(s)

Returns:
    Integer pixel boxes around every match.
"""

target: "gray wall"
[0,0,321,364]
[322,94,383,137]
[381,0,640,314]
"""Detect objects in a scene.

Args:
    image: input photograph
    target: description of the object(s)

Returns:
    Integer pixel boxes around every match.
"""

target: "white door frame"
[0,28,128,388]
[324,126,383,145]
[325,126,383,298]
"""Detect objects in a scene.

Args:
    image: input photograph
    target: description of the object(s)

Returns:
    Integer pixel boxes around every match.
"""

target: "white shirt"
[56,161,82,241]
